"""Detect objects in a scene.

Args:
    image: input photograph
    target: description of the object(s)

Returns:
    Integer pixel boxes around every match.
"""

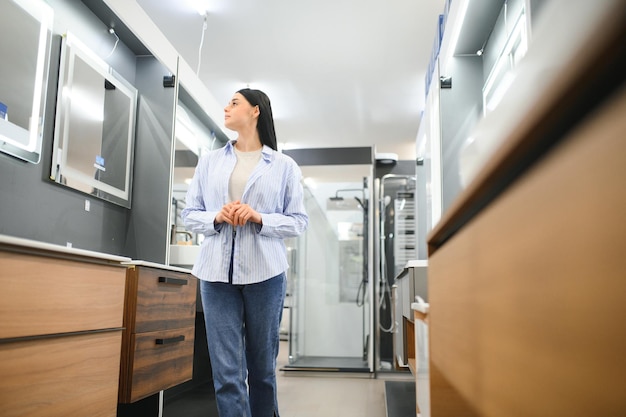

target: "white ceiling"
[136,0,445,160]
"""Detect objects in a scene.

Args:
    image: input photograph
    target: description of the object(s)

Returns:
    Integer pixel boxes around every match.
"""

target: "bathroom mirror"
[0,0,54,163]
[170,99,224,246]
[51,32,138,207]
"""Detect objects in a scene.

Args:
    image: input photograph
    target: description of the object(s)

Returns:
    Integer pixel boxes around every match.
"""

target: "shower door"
[284,165,374,373]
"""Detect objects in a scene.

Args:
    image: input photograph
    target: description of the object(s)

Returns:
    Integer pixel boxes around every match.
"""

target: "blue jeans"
[200,273,285,417]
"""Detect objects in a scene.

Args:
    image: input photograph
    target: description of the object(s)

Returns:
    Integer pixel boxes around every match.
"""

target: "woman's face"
[224,93,259,131]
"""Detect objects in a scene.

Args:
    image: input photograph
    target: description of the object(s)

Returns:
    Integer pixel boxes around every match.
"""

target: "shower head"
[327,189,365,211]
[329,188,364,202]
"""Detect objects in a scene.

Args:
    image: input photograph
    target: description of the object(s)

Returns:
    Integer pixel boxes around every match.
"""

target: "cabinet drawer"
[0,252,126,339]
[429,89,626,416]
[0,330,122,417]
[121,326,195,403]
[126,266,197,333]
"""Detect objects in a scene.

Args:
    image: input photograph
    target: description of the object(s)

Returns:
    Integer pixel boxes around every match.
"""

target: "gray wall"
[438,0,539,214]
[123,57,176,262]
[0,0,174,261]
[415,159,429,260]
[439,57,483,212]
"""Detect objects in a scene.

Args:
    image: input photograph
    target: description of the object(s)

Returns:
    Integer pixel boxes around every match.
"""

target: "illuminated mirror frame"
[50,32,138,207]
[482,9,528,115]
[0,0,54,163]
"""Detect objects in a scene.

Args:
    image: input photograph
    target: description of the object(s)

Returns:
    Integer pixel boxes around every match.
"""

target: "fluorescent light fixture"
[485,72,514,113]
[483,12,528,114]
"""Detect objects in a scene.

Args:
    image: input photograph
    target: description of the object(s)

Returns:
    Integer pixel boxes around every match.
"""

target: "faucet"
[170,225,194,244]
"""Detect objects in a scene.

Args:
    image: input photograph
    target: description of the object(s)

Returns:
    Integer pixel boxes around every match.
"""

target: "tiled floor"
[276,341,394,417]
[164,340,413,417]
[277,375,386,417]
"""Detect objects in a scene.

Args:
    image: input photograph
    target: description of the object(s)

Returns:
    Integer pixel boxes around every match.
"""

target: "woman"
[181,88,308,417]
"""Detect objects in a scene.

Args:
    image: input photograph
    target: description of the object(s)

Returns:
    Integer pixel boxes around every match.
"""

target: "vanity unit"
[0,236,198,416]
[118,262,197,403]
[393,260,428,370]
[412,301,430,417]
[0,236,129,417]
[393,260,429,416]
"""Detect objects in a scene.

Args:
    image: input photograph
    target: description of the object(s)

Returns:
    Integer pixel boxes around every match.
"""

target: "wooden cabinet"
[0,332,123,417]
[413,307,429,417]
[119,264,197,403]
[394,261,428,370]
[395,262,430,415]
[0,252,127,338]
[0,243,128,417]
[428,85,626,417]
[426,4,626,415]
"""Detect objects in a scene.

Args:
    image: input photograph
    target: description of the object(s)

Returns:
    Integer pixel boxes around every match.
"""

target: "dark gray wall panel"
[0,2,131,255]
[123,57,175,263]
[284,147,373,166]
[439,57,483,213]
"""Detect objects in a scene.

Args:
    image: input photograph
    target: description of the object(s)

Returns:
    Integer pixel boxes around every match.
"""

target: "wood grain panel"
[126,266,197,333]
[124,326,195,402]
[0,253,126,338]
[120,266,197,403]
[429,88,626,416]
[404,317,415,372]
[429,362,480,417]
[0,331,122,417]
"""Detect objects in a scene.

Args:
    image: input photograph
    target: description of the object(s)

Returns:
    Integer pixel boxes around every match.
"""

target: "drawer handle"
[155,335,185,345]
[158,276,188,286]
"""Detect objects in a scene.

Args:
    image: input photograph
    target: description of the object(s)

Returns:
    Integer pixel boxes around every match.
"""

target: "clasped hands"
[215,200,262,226]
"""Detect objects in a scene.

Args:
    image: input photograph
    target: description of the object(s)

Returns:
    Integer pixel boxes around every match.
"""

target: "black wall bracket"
[163,74,176,88]
[440,76,452,89]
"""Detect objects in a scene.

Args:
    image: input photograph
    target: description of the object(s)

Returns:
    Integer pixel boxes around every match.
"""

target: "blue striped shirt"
[181,141,309,284]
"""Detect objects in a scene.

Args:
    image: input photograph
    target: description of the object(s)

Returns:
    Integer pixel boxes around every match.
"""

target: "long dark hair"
[237,88,278,151]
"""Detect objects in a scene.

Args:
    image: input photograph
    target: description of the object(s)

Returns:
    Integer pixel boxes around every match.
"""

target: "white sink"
[169,245,200,267]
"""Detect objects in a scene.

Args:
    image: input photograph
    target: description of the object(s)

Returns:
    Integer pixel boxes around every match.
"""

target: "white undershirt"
[229,147,262,201]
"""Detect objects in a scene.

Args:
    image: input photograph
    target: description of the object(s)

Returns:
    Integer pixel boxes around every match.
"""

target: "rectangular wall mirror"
[50,32,138,208]
[0,0,54,163]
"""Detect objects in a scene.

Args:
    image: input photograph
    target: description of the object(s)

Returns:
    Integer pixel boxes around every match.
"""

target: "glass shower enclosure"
[283,164,374,373]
